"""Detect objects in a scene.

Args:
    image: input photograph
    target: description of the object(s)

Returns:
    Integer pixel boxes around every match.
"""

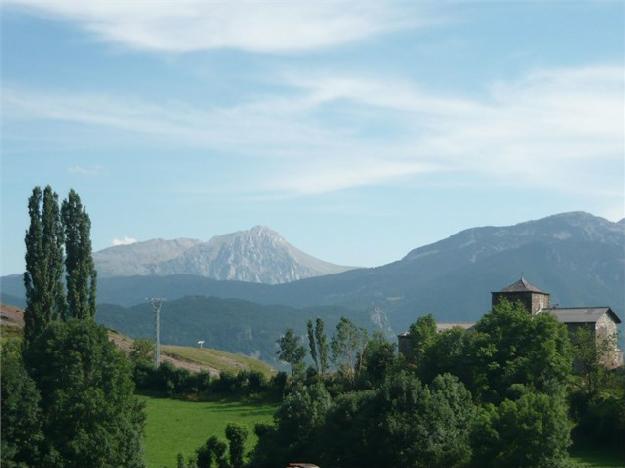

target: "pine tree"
[307,319,319,372]
[315,318,329,376]
[23,186,66,344]
[62,189,97,319]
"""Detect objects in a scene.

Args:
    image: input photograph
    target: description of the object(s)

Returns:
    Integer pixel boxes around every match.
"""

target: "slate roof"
[498,277,549,294]
[543,307,622,324]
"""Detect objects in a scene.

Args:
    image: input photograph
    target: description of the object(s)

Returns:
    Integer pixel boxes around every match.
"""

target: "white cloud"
[3,64,623,200]
[4,0,427,53]
[112,236,137,246]
[67,164,103,175]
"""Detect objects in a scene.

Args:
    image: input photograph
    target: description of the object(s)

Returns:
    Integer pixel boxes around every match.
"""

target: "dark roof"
[543,307,622,324]
[497,277,549,294]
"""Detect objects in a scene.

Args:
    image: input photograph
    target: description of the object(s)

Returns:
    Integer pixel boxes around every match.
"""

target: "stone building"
[398,277,623,368]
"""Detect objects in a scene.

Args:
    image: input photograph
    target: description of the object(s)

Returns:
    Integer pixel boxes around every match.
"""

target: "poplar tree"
[307,319,319,372]
[315,318,329,376]
[23,186,66,344]
[62,189,97,319]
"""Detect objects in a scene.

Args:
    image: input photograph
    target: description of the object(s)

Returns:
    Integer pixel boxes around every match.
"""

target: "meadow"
[140,395,277,468]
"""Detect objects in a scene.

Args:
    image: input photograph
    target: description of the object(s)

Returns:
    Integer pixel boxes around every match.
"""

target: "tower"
[491,277,550,315]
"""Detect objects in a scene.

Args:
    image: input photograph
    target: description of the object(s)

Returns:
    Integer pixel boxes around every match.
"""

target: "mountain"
[3,212,624,336]
[149,226,354,283]
[93,226,353,284]
[94,238,202,277]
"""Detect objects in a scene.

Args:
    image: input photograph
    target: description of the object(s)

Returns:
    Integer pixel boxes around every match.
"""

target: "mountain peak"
[94,226,353,284]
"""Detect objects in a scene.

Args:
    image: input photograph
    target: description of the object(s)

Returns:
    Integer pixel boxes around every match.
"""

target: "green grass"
[161,345,275,378]
[140,395,277,468]
[570,447,625,467]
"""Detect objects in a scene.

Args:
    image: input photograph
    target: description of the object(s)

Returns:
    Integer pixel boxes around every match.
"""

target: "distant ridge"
[2,212,623,338]
[94,226,354,284]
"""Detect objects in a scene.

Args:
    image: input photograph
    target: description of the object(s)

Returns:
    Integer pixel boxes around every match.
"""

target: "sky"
[1,1,624,275]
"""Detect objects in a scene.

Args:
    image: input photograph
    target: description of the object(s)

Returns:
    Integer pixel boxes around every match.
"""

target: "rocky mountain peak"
[94,226,353,284]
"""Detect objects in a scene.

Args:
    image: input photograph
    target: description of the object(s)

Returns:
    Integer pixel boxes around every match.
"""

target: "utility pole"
[148,298,165,368]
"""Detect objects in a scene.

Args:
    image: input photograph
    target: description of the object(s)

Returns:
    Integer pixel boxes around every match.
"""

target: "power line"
[147,297,165,368]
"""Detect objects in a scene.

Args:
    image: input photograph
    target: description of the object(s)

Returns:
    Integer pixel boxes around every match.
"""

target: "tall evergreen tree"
[62,189,97,319]
[315,318,329,376]
[24,186,66,344]
[307,319,319,372]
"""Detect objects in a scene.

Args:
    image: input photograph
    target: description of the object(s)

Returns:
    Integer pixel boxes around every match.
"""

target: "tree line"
[186,300,624,468]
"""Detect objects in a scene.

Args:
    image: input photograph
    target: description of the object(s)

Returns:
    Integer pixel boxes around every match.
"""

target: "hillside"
[0,304,274,377]
[96,296,375,364]
[94,226,354,284]
[3,211,623,336]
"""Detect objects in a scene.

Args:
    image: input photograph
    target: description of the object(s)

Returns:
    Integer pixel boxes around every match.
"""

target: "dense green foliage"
[2,186,146,468]
[1,341,44,467]
[133,359,286,400]
[245,303,578,467]
[24,320,145,467]
[62,189,97,319]
[23,186,66,344]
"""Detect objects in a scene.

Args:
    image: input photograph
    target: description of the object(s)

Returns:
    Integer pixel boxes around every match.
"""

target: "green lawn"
[140,395,277,468]
[570,447,625,467]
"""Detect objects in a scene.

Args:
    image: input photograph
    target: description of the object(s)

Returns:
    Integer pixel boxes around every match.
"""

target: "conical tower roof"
[500,277,548,294]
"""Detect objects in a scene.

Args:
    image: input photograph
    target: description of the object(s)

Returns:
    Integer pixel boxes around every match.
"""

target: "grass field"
[140,395,277,468]
[161,345,275,378]
[570,447,625,467]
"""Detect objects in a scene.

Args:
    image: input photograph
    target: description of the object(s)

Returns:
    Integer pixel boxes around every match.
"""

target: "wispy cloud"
[67,164,103,175]
[3,64,623,199]
[4,0,429,53]
[112,236,137,246]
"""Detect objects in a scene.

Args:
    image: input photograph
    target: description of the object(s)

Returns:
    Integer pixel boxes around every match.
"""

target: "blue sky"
[1,1,624,275]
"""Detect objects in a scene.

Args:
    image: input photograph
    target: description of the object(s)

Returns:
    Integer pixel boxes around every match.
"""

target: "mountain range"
[93,225,353,284]
[2,211,623,354]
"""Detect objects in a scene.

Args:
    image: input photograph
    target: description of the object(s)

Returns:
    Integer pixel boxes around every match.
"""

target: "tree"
[62,189,96,319]
[570,325,615,395]
[277,328,306,376]
[357,332,397,388]
[25,319,145,467]
[24,186,66,344]
[319,373,475,468]
[315,318,329,376]
[471,389,572,467]
[225,424,248,468]
[365,372,475,468]
[469,299,572,402]
[307,320,319,372]
[331,317,368,381]
[196,436,228,468]
[130,338,156,367]
[1,341,44,467]
[405,314,437,368]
